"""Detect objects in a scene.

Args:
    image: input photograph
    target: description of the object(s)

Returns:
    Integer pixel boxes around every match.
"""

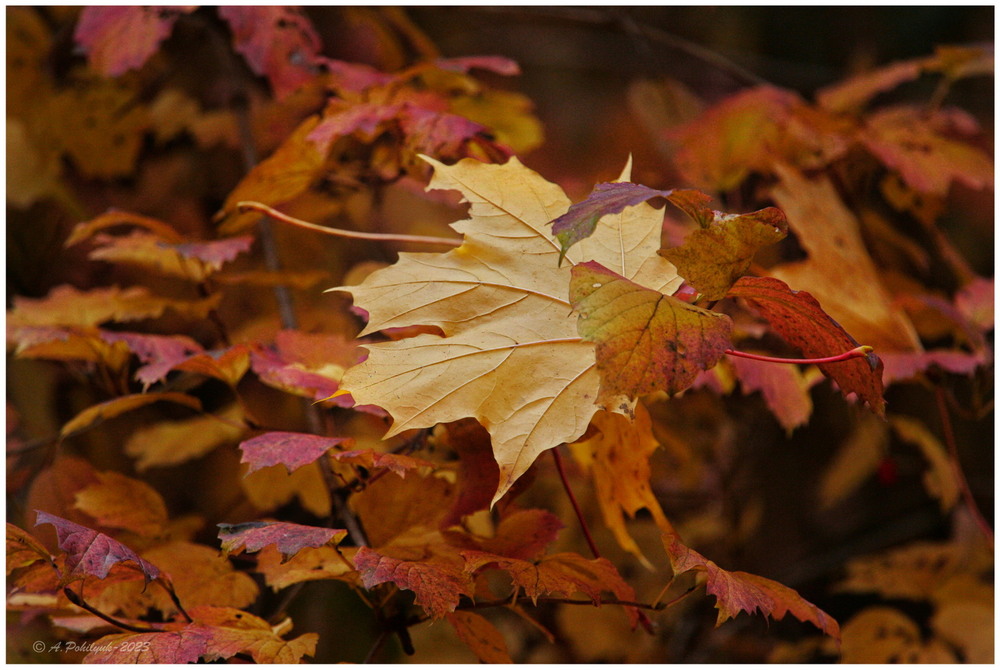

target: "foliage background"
[6,6,993,664]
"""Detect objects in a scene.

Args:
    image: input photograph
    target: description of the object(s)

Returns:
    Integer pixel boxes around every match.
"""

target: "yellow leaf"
[889,416,959,511]
[60,392,202,439]
[124,404,245,471]
[74,471,168,537]
[336,156,682,503]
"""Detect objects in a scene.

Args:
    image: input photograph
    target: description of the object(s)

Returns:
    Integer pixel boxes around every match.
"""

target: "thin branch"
[62,586,162,634]
[724,345,874,366]
[462,594,667,613]
[236,202,462,248]
[156,577,192,624]
[550,447,601,560]
[935,387,993,547]
[362,629,391,664]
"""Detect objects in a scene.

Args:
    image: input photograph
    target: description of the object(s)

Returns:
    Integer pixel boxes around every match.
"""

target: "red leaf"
[34,511,160,583]
[354,546,474,618]
[728,276,885,417]
[239,431,353,475]
[306,103,403,150]
[730,355,816,433]
[73,7,195,77]
[435,56,521,76]
[880,350,989,385]
[218,7,322,99]
[218,521,346,561]
[330,449,433,477]
[250,330,368,407]
[663,533,840,639]
[445,611,513,663]
[476,508,563,561]
[399,105,499,158]
[439,420,501,527]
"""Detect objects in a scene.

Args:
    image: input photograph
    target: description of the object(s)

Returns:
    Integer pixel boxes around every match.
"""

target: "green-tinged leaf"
[659,207,787,300]
[727,276,885,416]
[570,261,733,404]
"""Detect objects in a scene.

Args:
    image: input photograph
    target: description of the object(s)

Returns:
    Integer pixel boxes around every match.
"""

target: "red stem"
[724,345,873,365]
[550,447,601,559]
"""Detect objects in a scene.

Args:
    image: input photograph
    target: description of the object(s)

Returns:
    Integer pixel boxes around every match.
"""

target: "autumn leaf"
[474,508,565,562]
[438,420,502,527]
[663,533,840,639]
[729,354,816,433]
[77,230,253,282]
[218,521,347,561]
[767,165,920,352]
[889,416,959,511]
[336,156,682,503]
[570,261,733,403]
[125,404,245,471]
[59,391,202,439]
[446,611,513,664]
[239,431,353,475]
[250,329,365,405]
[255,544,358,591]
[84,630,206,664]
[97,331,204,388]
[7,284,221,329]
[34,511,160,584]
[659,206,787,300]
[568,407,673,566]
[217,7,323,100]
[331,449,434,477]
[7,523,53,574]
[172,345,252,387]
[141,542,259,612]
[354,545,475,618]
[728,276,885,417]
[74,7,195,77]
[74,471,169,537]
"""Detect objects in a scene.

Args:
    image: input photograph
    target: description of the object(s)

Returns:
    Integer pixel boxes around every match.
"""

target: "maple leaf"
[570,261,734,403]
[250,329,365,405]
[728,276,885,417]
[354,545,475,618]
[141,542,259,612]
[34,511,160,584]
[84,630,206,664]
[73,471,169,537]
[255,544,359,591]
[191,605,319,663]
[97,331,204,388]
[218,7,323,100]
[446,611,513,664]
[729,355,816,433]
[336,156,682,503]
[74,7,195,77]
[218,521,347,561]
[438,420,502,527]
[471,508,564,562]
[663,533,840,639]
[568,407,673,566]
[239,431,354,474]
[77,230,253,282]
[659,206,787,300]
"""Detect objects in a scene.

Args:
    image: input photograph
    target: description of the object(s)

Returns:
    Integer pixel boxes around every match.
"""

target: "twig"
[362,629,391,664]
[462,594,667,613]
[62,586,162,634]
[935,387,993,547]
[157,577,192,623]
[236,202,462,248]
[550,447,601,559]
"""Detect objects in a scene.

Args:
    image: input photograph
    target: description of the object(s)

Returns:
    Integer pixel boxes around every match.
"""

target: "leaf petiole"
[724,345,874,366]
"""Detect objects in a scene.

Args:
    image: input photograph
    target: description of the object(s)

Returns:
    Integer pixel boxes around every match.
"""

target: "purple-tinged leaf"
[34,511,160,583]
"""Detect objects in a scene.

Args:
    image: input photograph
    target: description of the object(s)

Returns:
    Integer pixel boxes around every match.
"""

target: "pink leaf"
[74,7,195,77]
[239,431,353,474]
[218,521,346,561]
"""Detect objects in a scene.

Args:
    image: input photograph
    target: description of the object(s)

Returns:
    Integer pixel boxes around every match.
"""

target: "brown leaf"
[663,533,840,639]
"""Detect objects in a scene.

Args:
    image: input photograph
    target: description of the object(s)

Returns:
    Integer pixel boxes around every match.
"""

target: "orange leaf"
[74,471,169,537]
[446,611,513,664]
[663,533,840,639]
[7,523,52,574]
[59,392,202,439]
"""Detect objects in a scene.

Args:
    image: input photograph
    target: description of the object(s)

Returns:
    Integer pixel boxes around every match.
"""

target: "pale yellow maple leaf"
[335,156,681,504]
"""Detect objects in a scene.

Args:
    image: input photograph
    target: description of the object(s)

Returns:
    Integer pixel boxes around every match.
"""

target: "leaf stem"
[724,345,873,365]
[236,202,462,248]
[550,447,601,560]
[935,387,993,548]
